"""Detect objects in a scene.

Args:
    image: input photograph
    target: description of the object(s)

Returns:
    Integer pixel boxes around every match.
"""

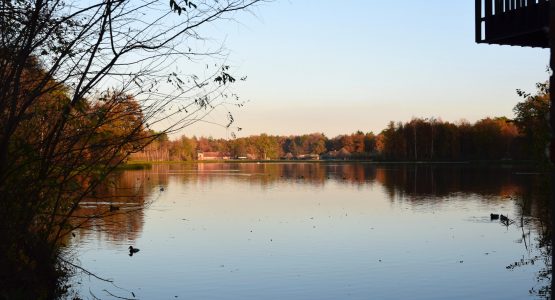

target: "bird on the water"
[129,246,140,256]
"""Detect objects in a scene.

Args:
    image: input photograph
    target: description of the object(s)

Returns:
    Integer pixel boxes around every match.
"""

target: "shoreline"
[123,159,540,166]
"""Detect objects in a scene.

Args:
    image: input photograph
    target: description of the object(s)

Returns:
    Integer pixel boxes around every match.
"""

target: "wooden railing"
[475,0,549,47]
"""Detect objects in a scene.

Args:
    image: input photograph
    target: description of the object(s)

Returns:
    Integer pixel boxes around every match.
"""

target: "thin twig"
[103,289,138,300]
[89,288,102,300]
[59,257,114,283]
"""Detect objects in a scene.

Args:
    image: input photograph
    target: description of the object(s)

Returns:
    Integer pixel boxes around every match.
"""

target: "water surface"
[70,163,551,299]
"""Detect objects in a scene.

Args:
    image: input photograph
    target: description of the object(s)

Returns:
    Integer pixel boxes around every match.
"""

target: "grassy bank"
[117,161,153,170]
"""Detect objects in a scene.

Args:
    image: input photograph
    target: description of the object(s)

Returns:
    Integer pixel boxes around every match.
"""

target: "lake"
[68,163,551,299]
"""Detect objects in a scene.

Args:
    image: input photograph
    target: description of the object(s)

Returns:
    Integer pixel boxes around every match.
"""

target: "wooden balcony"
[475,0,549,48]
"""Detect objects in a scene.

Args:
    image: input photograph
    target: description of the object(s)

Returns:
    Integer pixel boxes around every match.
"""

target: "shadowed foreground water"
[69,163,551,299]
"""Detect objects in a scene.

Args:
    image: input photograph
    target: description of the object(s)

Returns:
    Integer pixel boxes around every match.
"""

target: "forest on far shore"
[131,82,550,163]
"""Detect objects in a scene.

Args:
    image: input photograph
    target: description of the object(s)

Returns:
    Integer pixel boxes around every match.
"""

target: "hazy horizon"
[165,115,513,140]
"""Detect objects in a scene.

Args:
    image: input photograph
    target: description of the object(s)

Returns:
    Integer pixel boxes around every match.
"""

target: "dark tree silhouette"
[0,0,261,297]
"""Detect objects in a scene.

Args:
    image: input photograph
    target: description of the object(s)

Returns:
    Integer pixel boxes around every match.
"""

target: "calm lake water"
[69,163,551,299]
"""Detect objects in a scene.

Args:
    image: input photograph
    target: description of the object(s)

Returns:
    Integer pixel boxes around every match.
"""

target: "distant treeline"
[130,82,549,162]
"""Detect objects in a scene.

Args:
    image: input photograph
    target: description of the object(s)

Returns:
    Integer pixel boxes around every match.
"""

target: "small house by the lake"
[197,151,231,160]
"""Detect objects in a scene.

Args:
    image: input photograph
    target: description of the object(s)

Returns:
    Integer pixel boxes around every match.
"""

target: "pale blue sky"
[180,0,549,138]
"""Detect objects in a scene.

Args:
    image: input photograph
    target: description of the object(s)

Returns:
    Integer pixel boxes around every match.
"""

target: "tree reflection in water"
[70,166,169,242]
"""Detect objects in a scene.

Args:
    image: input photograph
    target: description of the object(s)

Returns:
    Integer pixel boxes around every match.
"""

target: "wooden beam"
[495,0,503,14]
[476,0,483,42]
[485,0,493,17]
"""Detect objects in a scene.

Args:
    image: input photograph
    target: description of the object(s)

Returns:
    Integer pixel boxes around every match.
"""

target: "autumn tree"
[375,118,521,161]
[251,134,280,159]
[89,91,147,162]
[0,0,261,297]
[307,133,327,155]
[364,132,377,154]
[229,138,248,157]
[513,82,550,162]
[162,136,198,161]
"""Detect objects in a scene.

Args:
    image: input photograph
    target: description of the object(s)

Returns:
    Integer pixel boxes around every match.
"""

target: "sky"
[175,0,549,139]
